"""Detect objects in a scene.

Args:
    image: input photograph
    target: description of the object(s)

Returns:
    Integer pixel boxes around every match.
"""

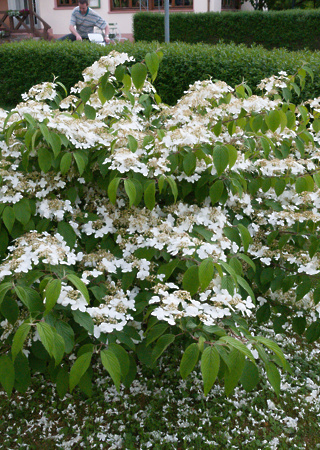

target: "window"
[111,0,193,10]
[57,0,78,6]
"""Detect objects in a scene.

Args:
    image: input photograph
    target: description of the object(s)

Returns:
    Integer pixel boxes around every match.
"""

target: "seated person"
[58,0,109,43]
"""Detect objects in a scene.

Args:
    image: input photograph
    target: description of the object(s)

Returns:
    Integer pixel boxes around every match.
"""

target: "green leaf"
[55,321,75,354]
[72,310,94,335]
[237,223,252,252]
[108,343,130,378]
[13,199,31,225]
[108,177,121,204]
[0,356,15,397]
[199,258,214,291]
[57,221,77,249]
[36,322,55,358]
[236,275,255,301]
[2,206,15,233]
[213,145,229,176]
[127,135,138,153]
[66,273,90,304]
[183,152,196,176]
[180,343,199,379]
[146,323,168,347]
[48,132,61,158]
[14,352,31,393]
[124,179,136,207]
[38,147,52,173]
[144,181,156,211]
[151,334,175,362]
[255,336,286,368]
[219,336,255,363]
[0,282,12,307]
[51,330,65,366]
[296,279,312,302]
[305,321,320,343]
[12,322,31,361]
[73,152,86,175]
[239,360,259,392]
[101,349,121,392]
[44,279,61,315]
[209,180,224,205]
[223,226,241,248]
[265,361,280,396]
[145,52,160,80]
[80,86,92,103]
[60,153,72,175]
[101,82,115,101]
[69,352,92,392]
[166,176,178,202]
[131,63,148,90]
[39,123,51,145]
[224,349,245,396]
[201,346,220,396]
[157,259,180,281]
[265,110,281,132]
[182,265,199,296]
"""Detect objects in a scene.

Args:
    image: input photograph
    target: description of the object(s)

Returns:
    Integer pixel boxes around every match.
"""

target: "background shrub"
[2,40,320,107]
[133,10,320,51]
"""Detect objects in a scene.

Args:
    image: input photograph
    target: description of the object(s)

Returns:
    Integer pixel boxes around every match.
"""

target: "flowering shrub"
[0,50,318,399]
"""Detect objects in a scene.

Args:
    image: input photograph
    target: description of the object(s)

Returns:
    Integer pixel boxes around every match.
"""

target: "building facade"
[2,0,253,38]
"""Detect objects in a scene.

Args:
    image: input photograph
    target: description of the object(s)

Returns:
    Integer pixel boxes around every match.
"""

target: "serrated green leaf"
[36,322,55,358]
[265,361,280,396]
[239,360,259,392]
[73,152,86,175]
[2,206,15,233]
[180,343,199,379]
[38,147,52,173]
[69,352,92,392]
[131,63,148,90]
[213,145,229,176]
[201,346,220,396]
[72,310,94,335]
[108,177,121,204]
[144,181,156,211]
[124,179,136,207]
[0,356,15,397]
[209,180,224,205]
[219,336,255,363]
[44,279,61,315]
[151,334,175,362]
[12,322,32,361]
[182,265,199,296]
[101,349,121,392]
[60,153,72,175]
[237,223,252,253]
[265,110,281,132]
[146,323,168,347]
[108,343,130,378]
[199,258,214,291]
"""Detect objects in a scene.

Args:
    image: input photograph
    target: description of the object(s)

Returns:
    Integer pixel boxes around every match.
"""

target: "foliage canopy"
[0,51,319,398]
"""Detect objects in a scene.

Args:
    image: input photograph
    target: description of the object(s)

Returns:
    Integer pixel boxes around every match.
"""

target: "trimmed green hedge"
[133,10,320,51]
[1,40,320,107]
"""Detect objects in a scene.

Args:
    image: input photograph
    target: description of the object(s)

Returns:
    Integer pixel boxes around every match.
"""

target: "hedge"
[2,40,320,107]
[133,10,320,51]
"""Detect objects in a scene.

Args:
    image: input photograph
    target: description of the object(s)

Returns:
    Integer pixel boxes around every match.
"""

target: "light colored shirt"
[70,7,107,39]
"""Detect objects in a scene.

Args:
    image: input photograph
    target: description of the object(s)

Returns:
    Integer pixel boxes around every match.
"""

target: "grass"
[0,319,319,449]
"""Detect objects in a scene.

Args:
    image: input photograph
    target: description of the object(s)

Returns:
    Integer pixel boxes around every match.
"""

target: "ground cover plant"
[0,51,320,447]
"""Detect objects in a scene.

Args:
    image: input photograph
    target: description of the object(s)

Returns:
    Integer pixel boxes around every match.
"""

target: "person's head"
[78,0,89,15]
